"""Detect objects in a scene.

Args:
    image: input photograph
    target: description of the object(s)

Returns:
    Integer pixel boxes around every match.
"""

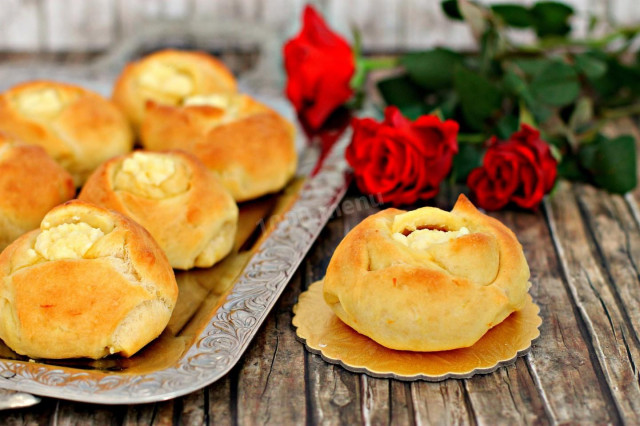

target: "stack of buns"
[0,49,298,360]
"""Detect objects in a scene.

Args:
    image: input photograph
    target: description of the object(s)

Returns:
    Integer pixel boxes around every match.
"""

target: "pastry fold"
[141,93,297,201]
[0,81,133,185]
[0,201,178,359]
[112,49,237,131]
[79,150,238,270]
[0,134,75,251]
[323,194,531,352]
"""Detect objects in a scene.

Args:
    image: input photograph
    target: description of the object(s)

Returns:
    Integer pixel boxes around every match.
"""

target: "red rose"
[467,124,557,210]
[346,106,459,206]
[283,6,355,130]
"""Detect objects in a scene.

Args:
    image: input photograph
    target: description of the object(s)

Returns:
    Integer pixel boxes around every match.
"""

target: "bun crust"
[141,94,297,201]
[79,150,238,270]
[323,194,531,352]
[0,81,133,185]
[0,134,75,251]
[112,49,237,131]
[0,201,178,359]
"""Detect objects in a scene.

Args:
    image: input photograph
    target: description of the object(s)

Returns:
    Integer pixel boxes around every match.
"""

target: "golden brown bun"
[323,194,531,352]
[141,93,297,201]
[0,81,133,186]
[0,134,75,251]
[0,200,178,359]
[112,49,237,131]
[79,150,239,270]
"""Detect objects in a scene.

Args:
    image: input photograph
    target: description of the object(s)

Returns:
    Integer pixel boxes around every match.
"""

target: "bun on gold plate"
[0,200,178,359]
[141,93,297,202]
[323,194,531,352]
[0,81,133,186]
[112,49,237,131]
[0,133,75,251]
[79,150,238,270]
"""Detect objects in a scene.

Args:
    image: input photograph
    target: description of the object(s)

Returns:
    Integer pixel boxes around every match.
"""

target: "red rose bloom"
[467,124,557,210]
[283,5,355,130]
[346,106,459,206]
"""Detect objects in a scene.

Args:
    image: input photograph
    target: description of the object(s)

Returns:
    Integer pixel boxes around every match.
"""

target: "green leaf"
[491,4,533,28]
[558,155,588,181]
[579,134,638,193]
[459,0,488,39]
[452,143,484,183]
[591,59,640,100]
[441,0,463,20]
[531,1,574,37]
[568,97,593,133]
[511,58,552,77]
[432,92,459,119]
[530,60,580,107]
[400,48,463,91]
[377,75,425,108]
[574,53,608,80]
[453,65,502,130]
[400,104,430,120]
[519,101,538,127]
[495,114,520,139]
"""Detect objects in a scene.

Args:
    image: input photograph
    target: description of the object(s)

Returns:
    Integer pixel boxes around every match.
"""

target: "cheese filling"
[35,222,105,260]
[17,89,64,117]
[183,94,231,108]
[114,152,189,199]
[138,63,194,99]
[393,227,470,250]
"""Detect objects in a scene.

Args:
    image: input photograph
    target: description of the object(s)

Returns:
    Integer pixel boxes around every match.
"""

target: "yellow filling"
[34,222,105,260]
[16,88,64,118]
[183,94,231,108]
[138,63,194,99]
[393,227,470,250]
[114,152,189,199]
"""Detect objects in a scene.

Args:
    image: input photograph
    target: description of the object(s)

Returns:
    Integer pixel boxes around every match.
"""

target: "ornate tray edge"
[0,133,352,404]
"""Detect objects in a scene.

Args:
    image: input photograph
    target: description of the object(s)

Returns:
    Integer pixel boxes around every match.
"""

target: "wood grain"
[5,0,635,52]
[545,183,640,423]
[500,204,619,423]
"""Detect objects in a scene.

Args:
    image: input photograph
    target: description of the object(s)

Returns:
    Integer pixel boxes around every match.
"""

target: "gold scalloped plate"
[293,281,542,381]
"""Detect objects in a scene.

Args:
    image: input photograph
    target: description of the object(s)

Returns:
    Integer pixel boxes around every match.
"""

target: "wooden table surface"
[1,53,640,425]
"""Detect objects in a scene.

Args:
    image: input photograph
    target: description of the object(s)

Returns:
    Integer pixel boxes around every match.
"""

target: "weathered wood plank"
[180,389,206,425]
[411,381,471,426]
[53,400,124,425]
[207,375,233,426]
[463,359,549,426]
[545,183,640,423]
[360,376,390,425]
[0,0,41,51]
[304,215,363,425]
[43,0,115,51]
[497,202,618,423]
[235,273,306,425]
[0,397,57,425]
[121,401,156,425]
[575,185,640,371]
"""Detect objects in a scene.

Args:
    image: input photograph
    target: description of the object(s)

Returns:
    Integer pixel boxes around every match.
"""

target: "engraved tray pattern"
[0,134,351,404]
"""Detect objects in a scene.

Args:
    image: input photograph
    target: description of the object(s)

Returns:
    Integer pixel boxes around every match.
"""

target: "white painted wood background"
[0,0,638,52]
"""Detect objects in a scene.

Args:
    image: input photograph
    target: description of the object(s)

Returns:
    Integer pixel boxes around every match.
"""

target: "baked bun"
[112,49,237,131]
[0,200,178,359]
[323,194,530,352]
[79,150,238,270]
[0,133,75,251]
[141,93,297,201]
[0,81,133,186]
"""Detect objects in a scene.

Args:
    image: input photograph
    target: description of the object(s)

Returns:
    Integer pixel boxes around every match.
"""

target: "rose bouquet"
[283,2,639,210]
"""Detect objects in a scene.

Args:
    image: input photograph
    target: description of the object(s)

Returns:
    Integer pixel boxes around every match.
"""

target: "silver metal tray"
[0,25,351,404]
[0,132,350,404]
